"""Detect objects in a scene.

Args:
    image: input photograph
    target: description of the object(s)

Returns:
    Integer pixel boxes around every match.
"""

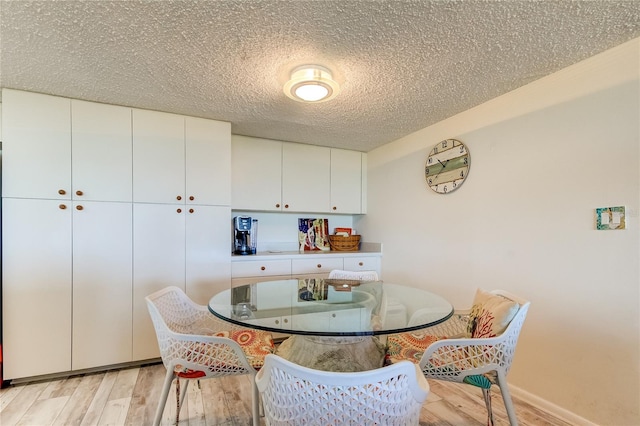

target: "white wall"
[358,38,640,425]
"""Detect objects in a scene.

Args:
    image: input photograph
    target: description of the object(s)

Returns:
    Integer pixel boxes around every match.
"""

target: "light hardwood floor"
[0,361,571,426]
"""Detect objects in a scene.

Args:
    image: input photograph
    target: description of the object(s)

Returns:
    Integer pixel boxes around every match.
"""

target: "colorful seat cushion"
[385,330,443,365]
[466,289,519,338]
[215,329,275,370]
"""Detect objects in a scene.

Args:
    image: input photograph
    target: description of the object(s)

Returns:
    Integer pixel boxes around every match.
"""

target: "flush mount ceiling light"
[284,65,340,103]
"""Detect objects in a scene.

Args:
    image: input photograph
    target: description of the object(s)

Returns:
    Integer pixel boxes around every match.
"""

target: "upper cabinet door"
[282,143,330,213]
[231,136,283,211]
[2,89,71,199]
[330,149,362,214]
[72,100,132,202]
[133,109,185,204]
[185,117,231,206]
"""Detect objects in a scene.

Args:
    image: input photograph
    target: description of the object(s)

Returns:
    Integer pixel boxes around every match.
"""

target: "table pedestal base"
[275,335,386,372]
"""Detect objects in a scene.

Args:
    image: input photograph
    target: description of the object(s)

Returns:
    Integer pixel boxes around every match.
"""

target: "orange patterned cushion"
[215,329,275,370]
[385,331,443,365]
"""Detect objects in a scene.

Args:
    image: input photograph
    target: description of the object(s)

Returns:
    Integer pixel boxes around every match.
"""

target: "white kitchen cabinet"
[133,109,185,204]
[328,308,372,332]
[231,136,366,213]
[246,315,293,330]
[1,90,133,202]
[231,136,283,211]
[330,149,363,214]
[292,308,370,332]
[134,110,231,206]
[71,100,132,202]
[2,198,72,379]
[343,256,381,276]
[232,137,334,213]
[282,143,330,213]
[2,196,135,379]
[185,204,232,305]
[133,203,186,360]
[1,89,71,199]
[186,117,231,206]
[291,258,343,277]
[231,259,292,280]
[72,201,132,370]
[232,254,382,282]
[132,203,232,360]
[2,90,232,379]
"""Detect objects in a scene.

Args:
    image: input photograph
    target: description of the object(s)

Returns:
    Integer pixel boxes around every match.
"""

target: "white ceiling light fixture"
[284,65,340,103]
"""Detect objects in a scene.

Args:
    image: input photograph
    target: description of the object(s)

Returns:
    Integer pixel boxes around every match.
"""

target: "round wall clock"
[425,138,470,194]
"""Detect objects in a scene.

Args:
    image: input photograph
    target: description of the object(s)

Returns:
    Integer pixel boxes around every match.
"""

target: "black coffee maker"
[233,216,257,255]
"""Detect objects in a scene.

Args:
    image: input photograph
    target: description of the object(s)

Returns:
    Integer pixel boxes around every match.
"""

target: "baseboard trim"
[6,358,161,386]
[509,383,598,426]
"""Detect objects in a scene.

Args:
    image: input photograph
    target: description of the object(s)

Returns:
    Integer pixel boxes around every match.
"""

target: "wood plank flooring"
[0,361,571,426]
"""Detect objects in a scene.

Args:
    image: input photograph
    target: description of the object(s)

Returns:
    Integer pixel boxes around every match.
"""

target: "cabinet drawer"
[344,257,381,273]
[291,258,343,275]
[231,259,291,278]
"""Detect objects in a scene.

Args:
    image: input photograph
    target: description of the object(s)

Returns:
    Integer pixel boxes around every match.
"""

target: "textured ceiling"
[1,1,639,152]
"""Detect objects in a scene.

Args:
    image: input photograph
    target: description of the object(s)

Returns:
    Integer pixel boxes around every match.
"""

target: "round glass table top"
[208,278,453,337]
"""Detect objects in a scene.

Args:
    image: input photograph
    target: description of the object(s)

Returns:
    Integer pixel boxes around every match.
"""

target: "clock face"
[425,139,470,194]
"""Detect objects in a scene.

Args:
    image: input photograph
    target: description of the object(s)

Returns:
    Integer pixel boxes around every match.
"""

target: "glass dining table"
[208,278,453,372]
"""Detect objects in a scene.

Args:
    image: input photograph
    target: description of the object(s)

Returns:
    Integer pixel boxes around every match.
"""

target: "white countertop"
[231,242,382,261]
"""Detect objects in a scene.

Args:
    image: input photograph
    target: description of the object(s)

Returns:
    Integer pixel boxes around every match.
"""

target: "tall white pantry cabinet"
[1,89,232,380]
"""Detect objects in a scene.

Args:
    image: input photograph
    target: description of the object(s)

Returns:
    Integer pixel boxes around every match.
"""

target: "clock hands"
[437,158,450,172]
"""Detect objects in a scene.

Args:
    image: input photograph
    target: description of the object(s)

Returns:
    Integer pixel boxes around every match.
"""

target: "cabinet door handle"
[359,262,364,266]
[177,208,182,213]
[332,313,336,318]
[58,189,66,195]
[59,204,67,210]
[176,195,182,201]
[284,204,289,209]
[260,266,266,271]
[332,206,337,211]
[283,318,289,324]
[275,319,280,325]
[76,205,83,211]
[317,264,322,269]
[189,208,194,214]
[275,203,280,208]
[189,196,195,201]
[76,190,83,196]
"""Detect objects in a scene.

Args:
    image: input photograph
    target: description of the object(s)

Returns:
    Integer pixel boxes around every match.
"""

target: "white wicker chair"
[386,290,530,426]
[328,269,379,281]
[146,286,274,426]
[255,353,429,425]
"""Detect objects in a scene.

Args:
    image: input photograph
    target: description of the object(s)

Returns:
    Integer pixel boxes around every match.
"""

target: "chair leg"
[251,374,260,426]
[154,368,175,426]
[481,387,494,426]
[175,378,180,425]
[177,378,190,419]
[496,372,518,426]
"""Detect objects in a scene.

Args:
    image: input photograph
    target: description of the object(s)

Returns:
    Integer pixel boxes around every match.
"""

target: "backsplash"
[232,211,356,253]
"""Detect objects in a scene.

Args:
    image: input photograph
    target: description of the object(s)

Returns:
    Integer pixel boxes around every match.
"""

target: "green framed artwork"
[595,206,626,230]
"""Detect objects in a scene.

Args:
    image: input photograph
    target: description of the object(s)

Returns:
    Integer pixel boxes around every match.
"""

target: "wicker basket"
[328,235,361,251]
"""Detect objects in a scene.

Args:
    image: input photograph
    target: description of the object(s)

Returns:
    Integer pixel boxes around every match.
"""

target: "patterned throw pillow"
[466,289,519,338]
